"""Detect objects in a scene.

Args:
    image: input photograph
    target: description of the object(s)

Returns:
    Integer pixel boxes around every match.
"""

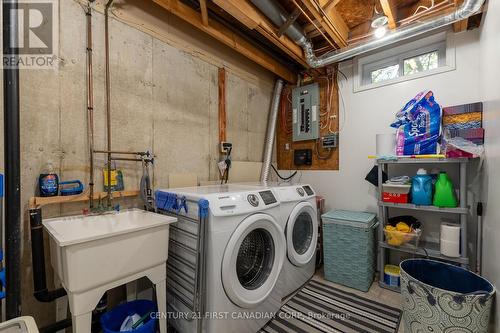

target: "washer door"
[222,213,285,308]
[286,202,318,266]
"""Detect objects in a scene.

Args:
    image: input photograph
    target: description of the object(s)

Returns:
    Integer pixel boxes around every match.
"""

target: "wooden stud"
[200,0,209,26]
[299,0,349,47]
[211,0,308,67]
[320,0,342,12]
[453,19,468,32]
[380,0,397,30]
[29,190,139,210]
[218,68,227,143]
[277,8,301,37]
[153,0,297,83]
[453,0,468,32]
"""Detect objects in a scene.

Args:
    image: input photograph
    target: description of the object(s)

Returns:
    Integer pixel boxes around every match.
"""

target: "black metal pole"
[3,0,22,319]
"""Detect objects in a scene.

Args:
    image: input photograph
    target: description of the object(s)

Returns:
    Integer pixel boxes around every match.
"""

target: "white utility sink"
[0,317,38,333]
[43,208,176,333]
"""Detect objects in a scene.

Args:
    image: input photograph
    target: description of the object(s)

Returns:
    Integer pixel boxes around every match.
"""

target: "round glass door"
[286,202,318,266]
[222,214,285,308]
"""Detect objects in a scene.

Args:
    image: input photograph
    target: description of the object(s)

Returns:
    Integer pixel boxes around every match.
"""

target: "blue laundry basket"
[322,210,378,292]
[400,259,495,333]
[100,300,157,333]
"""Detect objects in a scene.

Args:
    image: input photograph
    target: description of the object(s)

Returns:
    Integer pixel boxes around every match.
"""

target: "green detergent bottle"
[433,172,458,208]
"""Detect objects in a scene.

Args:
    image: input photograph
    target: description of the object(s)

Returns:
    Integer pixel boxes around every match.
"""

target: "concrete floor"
[313,273,405,333]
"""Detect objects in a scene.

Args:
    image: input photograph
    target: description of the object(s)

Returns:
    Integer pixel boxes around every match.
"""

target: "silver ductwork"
[254,0,485,68]
[261,79,284,184]
[250,0,308,46]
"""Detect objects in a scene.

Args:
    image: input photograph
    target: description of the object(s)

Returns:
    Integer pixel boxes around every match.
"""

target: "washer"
[272,184,318,299]
[159,184,285,333]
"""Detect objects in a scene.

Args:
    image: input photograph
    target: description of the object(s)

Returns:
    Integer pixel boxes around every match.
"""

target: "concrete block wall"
[4,0,276,325]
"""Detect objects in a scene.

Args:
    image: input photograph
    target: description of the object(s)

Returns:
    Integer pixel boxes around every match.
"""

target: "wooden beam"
[319,0,341,12]
[453,18,468,32]
[212,0,308,67]
[299,0,348,47]
[29,190,139,209]
[200,0,209,26]
[218,68,227,143]
[380,0,397,29]
[453,0,468,32]
[153,0,297,82]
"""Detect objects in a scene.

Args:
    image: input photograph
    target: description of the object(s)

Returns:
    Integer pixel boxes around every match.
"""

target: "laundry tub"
[400,259,495,333]
[0,316,39,332]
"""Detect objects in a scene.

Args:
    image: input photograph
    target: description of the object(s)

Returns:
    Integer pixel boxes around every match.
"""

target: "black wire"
[221,147,232,184]
[271,164,297,181]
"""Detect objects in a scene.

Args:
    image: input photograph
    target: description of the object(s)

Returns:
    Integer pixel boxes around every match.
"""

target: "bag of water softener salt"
[391,90,442,155]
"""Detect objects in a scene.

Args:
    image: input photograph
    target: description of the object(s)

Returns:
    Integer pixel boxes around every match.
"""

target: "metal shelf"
[376,157,471,165]
[378,202,469,214]
[379,241,469,265]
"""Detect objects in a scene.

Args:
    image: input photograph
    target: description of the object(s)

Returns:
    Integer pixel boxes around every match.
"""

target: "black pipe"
[30,209,67,302]
[3,0,22,319]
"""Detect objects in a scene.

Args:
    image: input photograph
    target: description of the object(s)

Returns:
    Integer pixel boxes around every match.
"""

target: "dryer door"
[286,202,318,266]
[222,213,285,308]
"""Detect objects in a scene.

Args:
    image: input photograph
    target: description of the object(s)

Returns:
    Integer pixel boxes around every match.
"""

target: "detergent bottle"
[411,168,433,205]
[433,172,458,207]
[38,161,59,197]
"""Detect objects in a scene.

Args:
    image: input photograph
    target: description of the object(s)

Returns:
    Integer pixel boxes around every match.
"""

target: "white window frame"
[354,32,456,92]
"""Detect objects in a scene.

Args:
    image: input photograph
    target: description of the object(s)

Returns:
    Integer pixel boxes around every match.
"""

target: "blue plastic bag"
[391,90,442,155]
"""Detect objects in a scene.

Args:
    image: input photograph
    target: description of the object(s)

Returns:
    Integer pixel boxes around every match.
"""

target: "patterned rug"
[260,278,402,333]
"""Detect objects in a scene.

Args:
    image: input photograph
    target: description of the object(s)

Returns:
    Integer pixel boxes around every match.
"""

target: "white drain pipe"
[261,79,284,184]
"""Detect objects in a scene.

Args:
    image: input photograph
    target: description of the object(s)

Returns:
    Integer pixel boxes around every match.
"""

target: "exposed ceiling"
[152,0,484,81]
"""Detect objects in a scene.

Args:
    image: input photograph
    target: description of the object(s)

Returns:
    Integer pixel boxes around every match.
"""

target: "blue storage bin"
[322,210,378,292]
[101,300,157,333]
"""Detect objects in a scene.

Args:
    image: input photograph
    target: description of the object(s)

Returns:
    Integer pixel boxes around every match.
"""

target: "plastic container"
[101,300,157,333]
[433,172,458,207]
[383,265,400,287]
[384,227,421,247]
[411,168,433,205]
[382,183,411,203]
[38,162,59,197]
[322,210,378,292]
[400,259,495,333]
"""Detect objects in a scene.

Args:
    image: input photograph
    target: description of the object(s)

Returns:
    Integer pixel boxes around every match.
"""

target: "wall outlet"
[220,142,232,153]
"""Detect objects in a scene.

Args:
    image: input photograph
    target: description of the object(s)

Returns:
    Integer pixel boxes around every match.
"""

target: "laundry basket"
[322,210,378,292]
[100,300,157,333]
[400,259,495,333]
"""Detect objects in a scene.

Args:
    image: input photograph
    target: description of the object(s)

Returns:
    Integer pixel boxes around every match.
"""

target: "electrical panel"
[294,149,312,166]
[292,83,320,142]
[321,133,338,149]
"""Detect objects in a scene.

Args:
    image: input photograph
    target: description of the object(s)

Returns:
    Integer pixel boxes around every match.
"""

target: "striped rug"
[260,279,401,333]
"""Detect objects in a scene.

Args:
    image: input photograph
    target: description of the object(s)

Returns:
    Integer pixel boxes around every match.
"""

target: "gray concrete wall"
[10,0,275,325]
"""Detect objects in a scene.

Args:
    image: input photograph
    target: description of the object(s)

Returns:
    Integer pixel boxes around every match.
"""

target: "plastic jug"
[38,162,59,197]
[433,172,458,207]
[411,168,433,205]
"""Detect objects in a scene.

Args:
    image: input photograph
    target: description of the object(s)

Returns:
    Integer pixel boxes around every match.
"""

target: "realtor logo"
[3,0,59,69]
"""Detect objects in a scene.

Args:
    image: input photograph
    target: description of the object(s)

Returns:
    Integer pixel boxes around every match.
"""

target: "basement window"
[354,32,455,92]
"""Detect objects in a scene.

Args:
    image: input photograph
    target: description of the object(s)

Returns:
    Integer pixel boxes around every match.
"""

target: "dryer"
[157,184,285,333]
[272,184,318,299]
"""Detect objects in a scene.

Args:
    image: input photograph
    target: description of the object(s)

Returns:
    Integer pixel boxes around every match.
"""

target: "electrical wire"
[315,138,333,160]
[271,164,297,181]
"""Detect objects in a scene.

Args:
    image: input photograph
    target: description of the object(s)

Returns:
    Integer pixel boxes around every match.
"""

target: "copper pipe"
[110,157,154,163]
[86,3,95,209]
[94,150,150,156]
[105,0,115,207]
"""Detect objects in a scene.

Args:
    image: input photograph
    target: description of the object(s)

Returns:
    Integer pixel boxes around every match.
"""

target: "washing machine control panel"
[259,190,277,205]
[247,194,260,207]
[296,188,305,196]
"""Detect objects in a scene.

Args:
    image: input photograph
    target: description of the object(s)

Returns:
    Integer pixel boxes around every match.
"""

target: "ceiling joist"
[153,0,297,82]
[299,0,348,47]
[379,0,397,30]
[211,0,309,67]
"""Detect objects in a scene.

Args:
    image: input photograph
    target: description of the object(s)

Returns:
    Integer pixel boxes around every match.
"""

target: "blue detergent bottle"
[412,168,433,205]
[38,162,59,197]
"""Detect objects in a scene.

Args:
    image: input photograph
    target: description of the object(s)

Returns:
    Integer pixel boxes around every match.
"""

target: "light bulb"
[375,26,387,38]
